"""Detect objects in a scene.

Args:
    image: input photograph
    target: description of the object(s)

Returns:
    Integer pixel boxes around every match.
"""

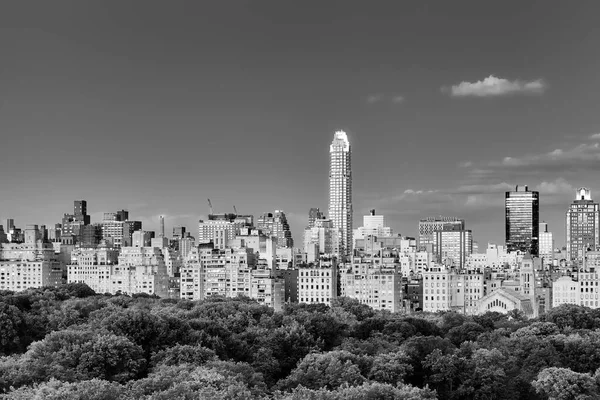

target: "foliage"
[532,367,600,400]
[4,291,600,399]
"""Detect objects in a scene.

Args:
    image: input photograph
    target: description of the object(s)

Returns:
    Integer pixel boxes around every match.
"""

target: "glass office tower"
[505,185,539,255]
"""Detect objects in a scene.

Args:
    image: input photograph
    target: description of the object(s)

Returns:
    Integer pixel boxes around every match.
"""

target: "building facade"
[308,208,324,229]
[566,188,600,263]
[198,213,253,249]
[0,225,63,291]
[257,210,294,248]
[61,200,91,241]
[303,218,341,261]
[539,222,554,264]
[418,216,465,252]
[297,257,338,305]
[353,209,393,247]
[505,185,539,255]
[328,130,352,259]
[435,229,473,268]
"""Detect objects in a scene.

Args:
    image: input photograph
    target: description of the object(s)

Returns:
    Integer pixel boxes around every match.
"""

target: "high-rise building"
[100,210,139,248]
[62,200,91,240]
[303,218,341,262]
[566,187,600,263]
[505,185,539,255]
[80,224,103,247]
[328,130,352,259]
[418,216,465,252]
[435,228,473,268]
[159,216,165,238]
[539,222,554,264]
[179,234,195,258]
[308,208,324,229]
[257,210,294,248]
[123,221,142,247]
[173,226,187,240]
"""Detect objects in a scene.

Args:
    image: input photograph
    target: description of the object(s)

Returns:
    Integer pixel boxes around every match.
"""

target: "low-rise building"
[297,257,338,306]
[0,225,63,291]
[68,245,169,297]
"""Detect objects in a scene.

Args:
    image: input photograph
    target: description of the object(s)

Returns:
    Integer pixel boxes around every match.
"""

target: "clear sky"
[1,1,600,248]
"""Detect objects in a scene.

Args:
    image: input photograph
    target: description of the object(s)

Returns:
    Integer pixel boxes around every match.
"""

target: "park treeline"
[1,285,600,399]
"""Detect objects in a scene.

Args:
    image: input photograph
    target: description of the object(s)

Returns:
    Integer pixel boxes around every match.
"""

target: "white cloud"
[366,94,384,104]
[534,178,574,195]
[366,93,405,104]
[589,133,600,140]
[459,161,473,168]
[446,75,546,97]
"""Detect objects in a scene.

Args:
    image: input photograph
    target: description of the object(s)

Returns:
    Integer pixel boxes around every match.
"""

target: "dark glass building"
[505,185,539,255]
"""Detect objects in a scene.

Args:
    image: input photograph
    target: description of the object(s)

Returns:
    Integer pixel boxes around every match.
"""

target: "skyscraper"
[257,210,294,248]
[435,228,473,268]
[308,208,324,229]
[328,130,352,259]
[539,222,554,264]
[62,200,91,240]
[566,187,600,263]
[505,185,539,255]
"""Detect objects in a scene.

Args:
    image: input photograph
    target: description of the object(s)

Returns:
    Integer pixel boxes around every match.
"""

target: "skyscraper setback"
[505,185,539,256]
[328,131,352,259]
[257,210,294,248]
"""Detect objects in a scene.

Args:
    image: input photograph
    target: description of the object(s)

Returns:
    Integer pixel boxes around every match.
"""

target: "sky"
[1,1,600,249]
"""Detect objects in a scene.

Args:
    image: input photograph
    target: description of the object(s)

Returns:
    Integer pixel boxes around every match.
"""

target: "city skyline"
[2,2,600,247]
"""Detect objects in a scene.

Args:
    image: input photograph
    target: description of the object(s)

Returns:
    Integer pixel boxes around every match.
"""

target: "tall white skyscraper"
[328,130,352,259]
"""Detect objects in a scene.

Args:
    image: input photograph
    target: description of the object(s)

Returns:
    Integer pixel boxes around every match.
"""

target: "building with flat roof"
[566,188,599,264]
[505,185,539,255]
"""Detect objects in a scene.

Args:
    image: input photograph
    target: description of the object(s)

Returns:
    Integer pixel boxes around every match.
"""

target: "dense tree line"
[1,285,600,399]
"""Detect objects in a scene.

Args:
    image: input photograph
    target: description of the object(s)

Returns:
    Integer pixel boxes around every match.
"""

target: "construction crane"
[207,199,213,215]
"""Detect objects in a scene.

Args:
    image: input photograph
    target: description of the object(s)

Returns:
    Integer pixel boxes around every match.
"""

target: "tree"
[151,344,217,368]
[541,305,599,331]
[400,335,455,387]
[0,378,125,400]
[472,311,508,331]
[368,351,413,385]
[0,302,26,355]
[446,322,485,346]
[274,381,437,400]
[552,332,600,373]
[277,351,366,391]
[439,312,469,333]
[126,364,255,400]
[330,297,376,322]
[93,308,169,359]
[512,322,560,338]
[16,330,145,385]
[532,367,600,400]
[77,333,146,383]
